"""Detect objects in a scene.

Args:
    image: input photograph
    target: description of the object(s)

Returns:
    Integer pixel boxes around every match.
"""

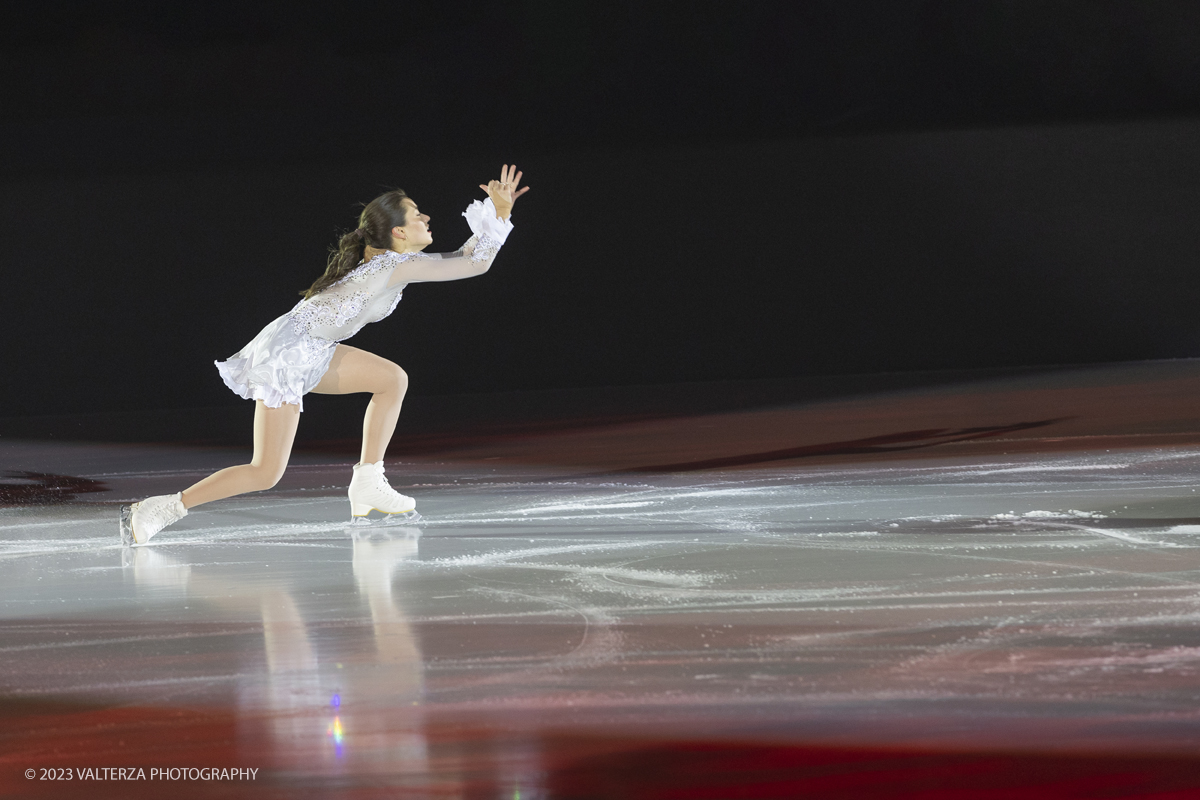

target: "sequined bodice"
[289,230,502,344]
[290,251,414,342]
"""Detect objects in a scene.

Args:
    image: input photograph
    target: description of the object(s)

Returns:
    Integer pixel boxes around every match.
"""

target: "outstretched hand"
[480,164,529,219]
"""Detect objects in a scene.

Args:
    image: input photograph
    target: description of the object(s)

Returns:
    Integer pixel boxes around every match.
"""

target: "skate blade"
[348,509,423,526]
[119,505,136,547]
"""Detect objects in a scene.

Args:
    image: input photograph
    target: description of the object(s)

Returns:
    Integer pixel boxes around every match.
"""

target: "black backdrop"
[7,119,1200,418]
[7,1,1200,418]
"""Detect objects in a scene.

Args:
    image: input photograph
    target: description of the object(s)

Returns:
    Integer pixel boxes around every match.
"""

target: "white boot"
[120,493,187,546]
[348,461,417,519]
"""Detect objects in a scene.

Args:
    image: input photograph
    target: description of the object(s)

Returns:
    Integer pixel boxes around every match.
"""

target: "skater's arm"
[388,165,528,286]
[390,232,504,283]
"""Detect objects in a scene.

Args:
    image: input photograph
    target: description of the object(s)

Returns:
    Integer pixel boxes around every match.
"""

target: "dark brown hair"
[301,189,410,299]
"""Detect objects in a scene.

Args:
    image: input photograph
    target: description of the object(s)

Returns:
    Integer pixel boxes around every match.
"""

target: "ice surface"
[6,365,1200,792]
[4,447,1200,728]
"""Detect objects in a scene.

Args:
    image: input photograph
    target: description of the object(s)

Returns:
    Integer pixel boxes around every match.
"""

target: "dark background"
[6,0,1200,419]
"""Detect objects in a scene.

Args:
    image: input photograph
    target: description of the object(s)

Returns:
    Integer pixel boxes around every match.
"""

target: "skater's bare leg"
[180,400,301,509]
[311,344,408,464]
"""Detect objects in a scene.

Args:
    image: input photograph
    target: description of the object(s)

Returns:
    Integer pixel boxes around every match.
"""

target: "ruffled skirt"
[214,313,337,411]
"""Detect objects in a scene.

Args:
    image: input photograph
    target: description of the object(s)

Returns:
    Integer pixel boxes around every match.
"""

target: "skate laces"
[142,496,184,530]
[368,467,409,501]
[374,472,404,497]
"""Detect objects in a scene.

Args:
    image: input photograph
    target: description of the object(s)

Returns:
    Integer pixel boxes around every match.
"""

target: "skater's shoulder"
[365,250,433,267]
[328,250,428,288]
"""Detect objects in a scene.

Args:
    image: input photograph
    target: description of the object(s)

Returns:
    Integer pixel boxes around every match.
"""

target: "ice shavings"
[425,539,676,566]
[514,500,659,515]
[961,463,1131,476]
[989,510,1107,521]
[426,555,719,590]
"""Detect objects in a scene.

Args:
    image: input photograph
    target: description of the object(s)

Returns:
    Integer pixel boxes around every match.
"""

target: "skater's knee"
[380,362,408,396]
[246,463,286,491]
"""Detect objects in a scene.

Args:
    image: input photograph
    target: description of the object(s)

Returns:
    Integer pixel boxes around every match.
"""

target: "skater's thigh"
[311,345,407,396]
[252,399,301,469]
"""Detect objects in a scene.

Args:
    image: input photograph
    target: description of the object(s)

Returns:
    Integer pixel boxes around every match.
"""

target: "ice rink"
[5,362,1200,797]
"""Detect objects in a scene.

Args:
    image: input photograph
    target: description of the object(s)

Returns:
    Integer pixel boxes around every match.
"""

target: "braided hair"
[301,189,410,299]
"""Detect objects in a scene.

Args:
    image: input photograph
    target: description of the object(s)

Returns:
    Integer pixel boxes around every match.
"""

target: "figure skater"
[120,165,530,546]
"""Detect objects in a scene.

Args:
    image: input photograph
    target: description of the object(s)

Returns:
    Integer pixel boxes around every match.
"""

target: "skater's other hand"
[480,164,529,219]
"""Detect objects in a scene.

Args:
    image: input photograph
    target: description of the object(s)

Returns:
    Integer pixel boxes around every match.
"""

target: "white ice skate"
[347,461,421,524]
[119,493,187,546]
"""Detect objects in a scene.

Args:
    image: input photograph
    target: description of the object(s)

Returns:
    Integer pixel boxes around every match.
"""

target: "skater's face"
[391,199,433,252]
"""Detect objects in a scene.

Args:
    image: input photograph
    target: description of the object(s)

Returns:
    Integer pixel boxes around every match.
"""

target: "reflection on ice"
[115,527,428,775]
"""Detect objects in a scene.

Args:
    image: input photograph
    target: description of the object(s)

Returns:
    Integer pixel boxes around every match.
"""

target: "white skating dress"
[215,198,512,410]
